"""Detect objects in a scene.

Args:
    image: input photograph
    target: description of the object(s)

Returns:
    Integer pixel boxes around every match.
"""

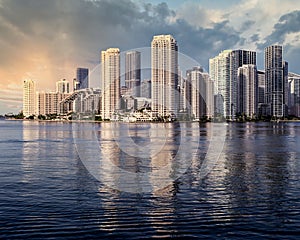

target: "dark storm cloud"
[0,0,244,70]
[259,10,300,48]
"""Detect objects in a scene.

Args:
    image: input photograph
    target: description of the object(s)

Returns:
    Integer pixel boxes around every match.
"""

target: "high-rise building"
[283,61,289,116]
[73,88,101,114]
[56,79,70,94]
[209,50,231,118]
[237,64,258,118]
[257,70,267,116]
[187,66,214,120]
[209,49,256,119]
[76,68,89,90]
[190,67,206,120]
[101,48,120,120]
[23,79,36,117]
[151,34,178,117]
[184,70,192,115]
[265,45,285,117]
[125,51,141,97]
[257,70,265,104]
[141,79,151,99]
[177,69,186,113]
[288,73,300,117]
[206,76,215,118]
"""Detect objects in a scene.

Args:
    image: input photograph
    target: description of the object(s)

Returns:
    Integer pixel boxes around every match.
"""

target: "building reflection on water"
[15,121,300,238]
[201,122,299,225]
[21,121,75,184]
[91,122,201,236]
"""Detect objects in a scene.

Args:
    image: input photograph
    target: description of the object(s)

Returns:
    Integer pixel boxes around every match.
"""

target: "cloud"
[0,0,244,86]
[169,1,224,28]
[261,10,300,47]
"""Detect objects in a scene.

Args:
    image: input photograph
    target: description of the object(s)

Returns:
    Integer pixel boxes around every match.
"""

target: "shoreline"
[3,118,300,123]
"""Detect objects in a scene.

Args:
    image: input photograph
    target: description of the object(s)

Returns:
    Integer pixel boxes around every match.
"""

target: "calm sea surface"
[0,120,300,239]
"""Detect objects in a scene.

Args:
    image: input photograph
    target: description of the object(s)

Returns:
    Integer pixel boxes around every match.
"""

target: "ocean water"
[0,120,300,239]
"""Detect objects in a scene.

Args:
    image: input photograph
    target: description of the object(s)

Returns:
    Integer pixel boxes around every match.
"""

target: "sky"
[1,0,300,114]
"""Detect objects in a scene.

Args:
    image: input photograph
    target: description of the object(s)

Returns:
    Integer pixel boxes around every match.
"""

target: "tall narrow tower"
[23,79,36,117]
[151,34,178,117]
[125,51,141,97]
[265,45,284,117]
[101,48,120,120]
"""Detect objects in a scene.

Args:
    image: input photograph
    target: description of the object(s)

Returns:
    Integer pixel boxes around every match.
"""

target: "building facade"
[141,79,151,99]
[264,45,285,117]
[56,79,70,94]
[257,70,265,104]
[23,79,36,117]
[288,73,300,117]
[187,67,214,120]
[101,48,120,120]
[190,67,206,120]
[209,49,256,119]
[237,64,258,118]
[151,34,178,117]
[36,92,70,116]
[76,68,89,90]
[209,50,231,118]
[125,51,141,97]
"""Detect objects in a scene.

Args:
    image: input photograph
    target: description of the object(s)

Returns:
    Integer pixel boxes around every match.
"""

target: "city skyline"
[1,0,300,114]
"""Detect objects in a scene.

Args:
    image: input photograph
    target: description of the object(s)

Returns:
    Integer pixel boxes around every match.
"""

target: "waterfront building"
[264,45,286,117]
[257,70,265,104]
[288,73,300,117]
[237,64,258,118]
[36,92,70,116]
[56,79,70,94]
[187,66,214,120]
[151,34,178,117]
[141,79,151,99]
[101,48,120,120]
[125,51,141,97]
[23,79,36,117]
[59,88,101,115]
[209,49,256,119]
[76,68,89,90]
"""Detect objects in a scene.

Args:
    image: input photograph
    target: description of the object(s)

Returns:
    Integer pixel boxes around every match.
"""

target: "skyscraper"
[257,70,265,104]
[284,61,289,116]
[101,48,120,120]
[265,45,285,117]
[23,79,36,117]
[187,67,214,120]
[190,67,206,120]
[288,73,300,117]
[209,49,256,119]
[125,51,141,97]
[141,79,151,99]
[56,79,70,94]
[237,64,258,118]
[209,50,231,118]
[76,68,89,90]
[151,34,178,117]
